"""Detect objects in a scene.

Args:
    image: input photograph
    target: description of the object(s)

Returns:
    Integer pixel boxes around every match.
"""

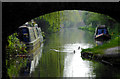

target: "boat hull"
[95,34,111,41]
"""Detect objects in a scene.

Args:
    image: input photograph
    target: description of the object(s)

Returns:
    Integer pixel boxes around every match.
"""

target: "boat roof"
[19,25,28,28]
[97,25,107,29]
[19,25,40,30]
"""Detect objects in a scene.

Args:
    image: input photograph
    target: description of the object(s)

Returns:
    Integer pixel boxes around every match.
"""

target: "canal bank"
[79,23,120,66]
[81,36,120,66]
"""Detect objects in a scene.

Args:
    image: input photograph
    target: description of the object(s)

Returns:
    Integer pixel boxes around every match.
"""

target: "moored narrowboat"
[94,25,111,41]
[18,25,43,51]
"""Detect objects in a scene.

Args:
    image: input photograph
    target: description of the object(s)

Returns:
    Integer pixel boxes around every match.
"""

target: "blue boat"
[94,25,111,41]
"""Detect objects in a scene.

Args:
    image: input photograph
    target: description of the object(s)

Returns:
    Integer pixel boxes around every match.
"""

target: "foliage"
[34,10,83,35]
[41,31,45,38]
[6,33,27,57]
[7,57,27,78]
[81,11,116,28]
[80,11,119,36]
[109,22,120,39]
[60,10,82,28]
[34,11,62,34]
[6,33,29,77]
[78,26,95,32]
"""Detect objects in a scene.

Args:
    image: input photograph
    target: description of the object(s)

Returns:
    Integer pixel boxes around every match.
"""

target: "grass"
[81,36,120,54]
[78,26,95,32]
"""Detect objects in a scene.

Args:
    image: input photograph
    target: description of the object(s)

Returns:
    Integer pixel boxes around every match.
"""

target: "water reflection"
[91,62,120,78]
[95,41,104,46]
[30,43,43,74]
[19,43,43,77]
[31,28,95,77]
[62,43,94,77]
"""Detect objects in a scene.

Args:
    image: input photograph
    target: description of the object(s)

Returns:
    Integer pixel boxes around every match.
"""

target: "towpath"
[104,46,120,55]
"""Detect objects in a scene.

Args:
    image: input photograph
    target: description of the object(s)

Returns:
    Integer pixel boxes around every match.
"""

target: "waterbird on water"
[78,46,80,50]
[74,50,75,54]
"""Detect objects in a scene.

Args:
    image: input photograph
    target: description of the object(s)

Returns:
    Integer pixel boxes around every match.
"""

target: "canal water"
[8,28,120,78]
[31,28,95,77]
[30,28,120,78]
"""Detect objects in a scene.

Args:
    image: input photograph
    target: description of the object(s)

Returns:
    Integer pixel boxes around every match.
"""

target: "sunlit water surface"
[62,43,94,77]
[31,28,96,77]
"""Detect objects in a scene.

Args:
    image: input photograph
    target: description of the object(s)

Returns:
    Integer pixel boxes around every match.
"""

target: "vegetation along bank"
[79,11,120,66]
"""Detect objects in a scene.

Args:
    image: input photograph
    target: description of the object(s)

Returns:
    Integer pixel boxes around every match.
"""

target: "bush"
[6,33,27,58]
[6,33,28,77]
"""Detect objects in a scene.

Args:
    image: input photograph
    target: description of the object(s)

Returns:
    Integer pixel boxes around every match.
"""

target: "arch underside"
[2,2,120,36]
[2,2,120,77]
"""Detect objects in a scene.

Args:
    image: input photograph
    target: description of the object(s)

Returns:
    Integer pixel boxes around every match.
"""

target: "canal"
[31,28,95,77]
[9,28,120,78]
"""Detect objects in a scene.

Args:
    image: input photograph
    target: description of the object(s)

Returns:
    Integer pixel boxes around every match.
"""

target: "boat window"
[29,28,35,42]
[97,28,107,35]
[97,29,102,35]
[19,28,30,42]
[22,28,28,33]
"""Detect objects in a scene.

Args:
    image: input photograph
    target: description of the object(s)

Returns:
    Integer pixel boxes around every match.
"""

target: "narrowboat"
[18,25,43,51]
[94,25,111,41]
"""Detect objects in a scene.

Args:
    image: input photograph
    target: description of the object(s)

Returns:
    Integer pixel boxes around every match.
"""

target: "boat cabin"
[95,25,108,35]
[18,25,43,50]
[18,26,30,42]
[94,25,111,41]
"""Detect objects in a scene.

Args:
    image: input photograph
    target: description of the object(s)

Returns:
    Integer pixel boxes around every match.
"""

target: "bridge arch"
[2,2,120,77]
[3,2,120,36]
